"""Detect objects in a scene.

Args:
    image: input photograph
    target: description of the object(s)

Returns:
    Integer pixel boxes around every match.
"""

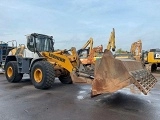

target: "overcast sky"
[0,0,160,51]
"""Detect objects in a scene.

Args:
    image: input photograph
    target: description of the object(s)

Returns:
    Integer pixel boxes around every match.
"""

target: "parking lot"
[0,73,160,120]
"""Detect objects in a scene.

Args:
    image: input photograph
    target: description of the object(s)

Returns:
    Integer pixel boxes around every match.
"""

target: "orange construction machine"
[77,28,116,69]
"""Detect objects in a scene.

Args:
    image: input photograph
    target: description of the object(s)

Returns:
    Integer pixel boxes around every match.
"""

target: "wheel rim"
[7,66,13,78]
[34,68,43,83]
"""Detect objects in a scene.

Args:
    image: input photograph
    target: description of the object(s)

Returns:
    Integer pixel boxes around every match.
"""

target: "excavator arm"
[130,40,142,61]
[106,28,116,52]
[81,37,93,54]
[130,40,142,55]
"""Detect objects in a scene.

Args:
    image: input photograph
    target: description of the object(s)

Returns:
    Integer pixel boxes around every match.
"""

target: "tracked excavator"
[115,40,142,60]
[142,48,160,72]
[4,33,157,97]
[77,28,116,68]
[77,37,103,68]
[125,40,160,72]
[130,40,142,61]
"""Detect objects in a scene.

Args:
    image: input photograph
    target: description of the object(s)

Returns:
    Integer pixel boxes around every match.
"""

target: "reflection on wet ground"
[0,73,160,120]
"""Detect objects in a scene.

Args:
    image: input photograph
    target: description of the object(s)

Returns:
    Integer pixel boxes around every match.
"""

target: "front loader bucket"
[91,50,157,96]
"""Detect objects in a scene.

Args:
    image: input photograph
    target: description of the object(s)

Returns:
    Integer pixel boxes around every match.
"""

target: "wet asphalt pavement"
[0,73,160,120]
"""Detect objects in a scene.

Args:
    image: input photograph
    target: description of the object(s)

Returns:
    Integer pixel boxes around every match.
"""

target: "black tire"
[5,61,23,83]
[151,64,157,72]
[59,72,72,84]
[31,61,55,89]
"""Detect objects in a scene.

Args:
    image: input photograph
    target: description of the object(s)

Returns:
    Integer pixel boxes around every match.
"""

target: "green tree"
[115,48,127,53]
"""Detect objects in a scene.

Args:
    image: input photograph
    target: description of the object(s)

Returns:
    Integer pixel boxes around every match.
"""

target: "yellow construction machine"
[77,28,116,69]
[106,28,116,52]
[142,48,160,72]
[129,40,160,72]
[77,37,103,68]
[4,33,157,97]
[114,40,142,60]
[130,40,142,61]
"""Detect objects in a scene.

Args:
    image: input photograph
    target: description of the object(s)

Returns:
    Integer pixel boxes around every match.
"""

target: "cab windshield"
[35,35,53,52]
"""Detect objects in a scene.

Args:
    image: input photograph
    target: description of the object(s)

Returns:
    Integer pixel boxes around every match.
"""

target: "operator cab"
[27,33,54,52]
[77,48,89,58]
[150,49,160,52]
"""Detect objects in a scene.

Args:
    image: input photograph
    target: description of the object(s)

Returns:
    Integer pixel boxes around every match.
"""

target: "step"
[0,68,4,74]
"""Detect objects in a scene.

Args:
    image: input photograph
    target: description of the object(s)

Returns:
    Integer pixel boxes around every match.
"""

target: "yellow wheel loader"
[4,33,157,97]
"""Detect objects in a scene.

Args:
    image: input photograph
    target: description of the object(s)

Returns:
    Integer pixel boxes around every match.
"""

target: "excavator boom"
[81,37,93,53]
[77,37,103,66]
[130,40,142,61]
[107,28,116,51]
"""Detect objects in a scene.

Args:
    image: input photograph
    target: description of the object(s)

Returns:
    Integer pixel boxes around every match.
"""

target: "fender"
[4,55,17,69]
[29,57,46,70]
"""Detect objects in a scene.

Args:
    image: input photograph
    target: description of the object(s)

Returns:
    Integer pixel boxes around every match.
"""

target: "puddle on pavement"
[77,95,84,100]
[79,90,86,94]
[76,90,90,100]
